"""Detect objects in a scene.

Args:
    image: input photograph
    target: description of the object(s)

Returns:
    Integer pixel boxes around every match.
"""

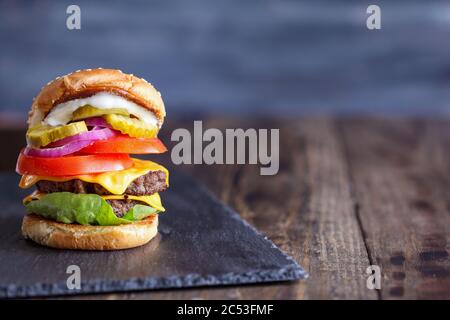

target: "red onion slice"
[24,140,94,158]
[84,117,111,128]
[25,127,118,158]
[47,127,116,148]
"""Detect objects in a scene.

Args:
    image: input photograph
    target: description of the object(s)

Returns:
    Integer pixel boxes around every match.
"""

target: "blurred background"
[1,0,450,122]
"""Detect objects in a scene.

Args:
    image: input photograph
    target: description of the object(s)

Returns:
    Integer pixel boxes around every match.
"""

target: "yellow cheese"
[19,158,169,195]
[23,190,165,212]
[22,190,44,204]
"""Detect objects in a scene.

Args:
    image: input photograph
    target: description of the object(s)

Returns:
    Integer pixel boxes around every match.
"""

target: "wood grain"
[338,118,450,299]
[1,116,449,299]
[69,117,376,299]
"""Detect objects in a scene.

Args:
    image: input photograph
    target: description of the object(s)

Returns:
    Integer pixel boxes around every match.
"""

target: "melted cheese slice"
[23,190,165,212]
[19,158,169,195]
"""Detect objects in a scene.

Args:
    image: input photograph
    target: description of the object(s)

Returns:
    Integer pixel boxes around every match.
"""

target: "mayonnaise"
[30,92,159,127]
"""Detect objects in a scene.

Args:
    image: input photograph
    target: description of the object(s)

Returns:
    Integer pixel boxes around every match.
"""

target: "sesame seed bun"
[28,68,165,126]
[21,214,158,250]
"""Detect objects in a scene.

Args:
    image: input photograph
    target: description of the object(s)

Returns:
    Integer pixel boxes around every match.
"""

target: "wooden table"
[1,117,449,299]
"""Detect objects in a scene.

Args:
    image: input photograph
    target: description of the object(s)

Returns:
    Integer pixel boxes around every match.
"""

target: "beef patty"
[106,199,141,217]
[36,170,167,196]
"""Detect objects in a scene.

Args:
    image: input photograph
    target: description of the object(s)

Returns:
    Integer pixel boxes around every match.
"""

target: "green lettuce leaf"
[25,192,131,226]
[122,204,158,221]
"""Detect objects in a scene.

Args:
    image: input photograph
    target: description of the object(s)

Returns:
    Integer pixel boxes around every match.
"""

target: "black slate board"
[0,172,306,298]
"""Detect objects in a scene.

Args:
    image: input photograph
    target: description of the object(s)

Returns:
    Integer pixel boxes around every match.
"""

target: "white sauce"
[35,92,158,127]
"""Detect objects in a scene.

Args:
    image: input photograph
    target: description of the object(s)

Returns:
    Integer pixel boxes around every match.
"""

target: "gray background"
[1,0,450,119]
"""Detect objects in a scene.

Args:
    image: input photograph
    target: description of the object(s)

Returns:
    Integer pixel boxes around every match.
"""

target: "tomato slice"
[16,150,133,176]
[79,135,167,154]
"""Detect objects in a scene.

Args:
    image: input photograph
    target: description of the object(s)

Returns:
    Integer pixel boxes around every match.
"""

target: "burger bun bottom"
[21,213,158,250]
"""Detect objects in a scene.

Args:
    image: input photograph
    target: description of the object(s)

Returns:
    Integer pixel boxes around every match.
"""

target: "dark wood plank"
[279,118,374,299]
[0,128,25,173]
[339,118,450,299]
[12,117,449,299]
[88,117,374,299]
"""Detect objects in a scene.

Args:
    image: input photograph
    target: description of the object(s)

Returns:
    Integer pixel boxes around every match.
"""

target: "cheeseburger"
[16,68,169,250]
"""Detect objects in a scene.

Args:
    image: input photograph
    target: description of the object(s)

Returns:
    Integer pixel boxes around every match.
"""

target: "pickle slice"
[71,105,130,121]
[26,121,88,147]
[103,114,158,138]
